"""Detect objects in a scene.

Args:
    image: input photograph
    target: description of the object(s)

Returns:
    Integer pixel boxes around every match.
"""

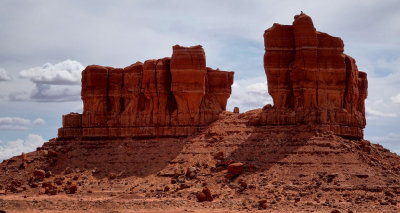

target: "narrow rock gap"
[154,60,159,126]
[120,69,125,113]
[316,42,319,111]
[106,69,111,112]
[343,56,351,108]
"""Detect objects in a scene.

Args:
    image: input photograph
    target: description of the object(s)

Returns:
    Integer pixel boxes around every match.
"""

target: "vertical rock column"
[263,24,295,108]
[107,67,124,127]
[141,60,159,125]
[291,13,319,108]
[170,45,206,125]
[81,65,109,128]
[154,58,173,126]
[121,62,143,126]
[316,32,346,111]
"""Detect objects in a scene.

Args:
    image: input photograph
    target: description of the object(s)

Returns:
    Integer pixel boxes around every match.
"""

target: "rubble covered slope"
[1,110,400,212]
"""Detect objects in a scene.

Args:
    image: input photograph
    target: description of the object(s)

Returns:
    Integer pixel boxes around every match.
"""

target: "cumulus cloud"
[19,59,83,85]
[9,84,81,102]
[32,118,45,126]
[0,117,45,131]
[227,77,272,112]
[9,59,83,102]
[0,134,45,160]
[0,68,11,81]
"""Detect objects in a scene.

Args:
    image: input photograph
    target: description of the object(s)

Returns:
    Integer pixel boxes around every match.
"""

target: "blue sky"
[1,0,400,159]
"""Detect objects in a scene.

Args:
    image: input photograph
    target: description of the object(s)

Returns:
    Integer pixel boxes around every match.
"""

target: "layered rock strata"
[58,45,234,139]
[256,13,368,138]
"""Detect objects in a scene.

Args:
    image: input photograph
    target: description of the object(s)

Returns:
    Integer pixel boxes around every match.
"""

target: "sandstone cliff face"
[258,13,368,138]
[58,45,234,139]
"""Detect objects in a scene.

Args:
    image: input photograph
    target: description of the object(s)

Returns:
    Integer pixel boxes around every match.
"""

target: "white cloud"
[0,117,45,131]
[32,118,45,126]
[9,59,83,102]
[367,133,400,155]
[28,84,81,102]
[19,59,83,85]
[227,77,272,112]
[0,117,31,126]
[7,92,30,102]
[73,103,83,113]
[0,134,45,160]
[0,125,29,131]
[365,106,397,120]
[0,68,11,81]
[391,93,400,104]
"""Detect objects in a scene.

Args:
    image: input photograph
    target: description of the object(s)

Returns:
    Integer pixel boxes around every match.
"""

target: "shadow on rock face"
[41,138,185,179]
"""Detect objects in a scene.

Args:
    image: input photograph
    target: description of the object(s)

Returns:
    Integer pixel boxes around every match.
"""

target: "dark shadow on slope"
[41,137,186,179]
[224,125,315,173]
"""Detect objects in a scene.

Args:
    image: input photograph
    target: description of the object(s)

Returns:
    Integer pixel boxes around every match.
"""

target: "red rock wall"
[58,45,234,139]
[259,13,368,139]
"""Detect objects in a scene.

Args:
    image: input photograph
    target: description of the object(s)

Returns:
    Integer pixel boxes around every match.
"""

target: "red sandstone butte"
[257,13,368,139]
[58,45,234,139]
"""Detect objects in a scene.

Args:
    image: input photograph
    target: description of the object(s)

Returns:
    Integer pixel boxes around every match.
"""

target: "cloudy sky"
[0,0,400,160]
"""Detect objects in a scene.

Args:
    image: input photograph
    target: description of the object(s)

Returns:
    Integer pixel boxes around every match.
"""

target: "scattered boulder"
[54,178,63,186]
[33,169,45,179]
[196,191,207,202]
[47,150,59,158]
[197,187,213,202]
[109,173,117,179]
[43,182,58,195]
[227,162,243,176]
[258,200,268,209]
[45,188,58,195]
[21,152,28,162]
[185,166,197,179]
[203,187,213,201]
[45,171,52,178]
[213,151,224,160]
[240,181,247,189]
[64,167,72,174]
[19,162,27,169]
[179,183,190,190]
[67,185,78,194]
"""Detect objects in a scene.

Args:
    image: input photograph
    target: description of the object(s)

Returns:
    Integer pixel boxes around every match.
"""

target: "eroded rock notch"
[58,45,234,139]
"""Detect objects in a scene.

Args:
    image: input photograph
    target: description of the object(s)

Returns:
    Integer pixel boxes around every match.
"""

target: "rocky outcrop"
[256,13,368,139]
[58,45,234,139]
